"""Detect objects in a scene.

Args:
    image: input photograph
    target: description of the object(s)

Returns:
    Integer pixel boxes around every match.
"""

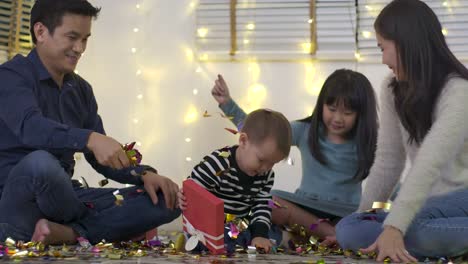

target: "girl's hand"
[321,235,337,247]
[177,188,187,210]
[211,74,232,106]
[251,237,273,253]
[360,226,417,263]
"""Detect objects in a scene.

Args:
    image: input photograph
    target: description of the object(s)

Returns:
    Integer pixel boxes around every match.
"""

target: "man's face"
[35,13,92,77]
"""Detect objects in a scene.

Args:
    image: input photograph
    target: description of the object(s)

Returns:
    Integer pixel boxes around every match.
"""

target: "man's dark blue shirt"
[0,49,148,196]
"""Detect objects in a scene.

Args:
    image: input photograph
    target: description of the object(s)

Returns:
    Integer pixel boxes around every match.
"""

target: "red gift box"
[182,179,225,254]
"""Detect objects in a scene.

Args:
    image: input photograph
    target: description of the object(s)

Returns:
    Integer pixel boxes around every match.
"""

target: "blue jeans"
[0,150,180,244]
[336,189,468,258]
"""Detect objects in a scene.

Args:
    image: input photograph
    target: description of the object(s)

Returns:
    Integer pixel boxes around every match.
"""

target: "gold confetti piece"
[174,233,186,252]
[372,201,391,211]
[114,194,124,206]
[225,213,236,223]
[203,110,211,117]
[215,169,229,176]
[309,236,319,245]
[98,179,109,187]
[11,250,28,258]
[5,237,16,247]
[218,151,230,158]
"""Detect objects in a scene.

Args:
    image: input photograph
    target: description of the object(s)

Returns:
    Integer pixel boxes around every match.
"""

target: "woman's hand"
[360,225,417,263]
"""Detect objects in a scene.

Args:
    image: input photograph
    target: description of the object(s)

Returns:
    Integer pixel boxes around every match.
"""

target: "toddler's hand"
[177,188,187,210]
[251,237,273,253]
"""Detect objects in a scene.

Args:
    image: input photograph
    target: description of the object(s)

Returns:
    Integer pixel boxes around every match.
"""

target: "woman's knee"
[336,212,383,251]
[335,213,363,249]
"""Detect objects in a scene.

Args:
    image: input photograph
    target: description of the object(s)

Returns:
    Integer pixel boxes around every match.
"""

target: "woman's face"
[376,33,403,80]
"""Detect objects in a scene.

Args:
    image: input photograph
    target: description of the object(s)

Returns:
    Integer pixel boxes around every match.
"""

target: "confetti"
[268,199,288,209]
[224,128,238,135]
[203,110,212,117]
[98,179,109,187]
[218,151,230,158]
[215,169,229,176]
[309,218,329,231]
[123,142,142,166]
[113,190,124,206]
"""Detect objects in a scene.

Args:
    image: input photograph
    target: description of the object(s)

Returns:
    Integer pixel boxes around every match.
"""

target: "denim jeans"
[336,189,468,258]
[0,150,180,244]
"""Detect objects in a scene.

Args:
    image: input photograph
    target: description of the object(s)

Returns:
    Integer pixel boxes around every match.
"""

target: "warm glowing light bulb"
[362,31,372,39]
[301,42,312,53]
[246,23,255,30]
[185,138,192,142]
[354,52,361,60]
[197,28,208,38]
[199,54,208,61]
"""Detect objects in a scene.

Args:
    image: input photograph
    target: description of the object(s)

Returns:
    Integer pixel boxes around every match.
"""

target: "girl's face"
[376,33,403,80]
[322,101,357,142]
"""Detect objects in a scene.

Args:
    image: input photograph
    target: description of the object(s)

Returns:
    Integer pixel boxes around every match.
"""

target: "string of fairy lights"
[74,0,454,184]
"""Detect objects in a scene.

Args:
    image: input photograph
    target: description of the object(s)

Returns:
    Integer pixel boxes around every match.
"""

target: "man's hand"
[87,132,130,169]
[141,171,179,210]
[211,74,232,106]
[360,225,417,263]
[251,237,273,253]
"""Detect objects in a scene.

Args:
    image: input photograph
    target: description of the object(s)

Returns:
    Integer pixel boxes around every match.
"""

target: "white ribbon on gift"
[183,215,224,250]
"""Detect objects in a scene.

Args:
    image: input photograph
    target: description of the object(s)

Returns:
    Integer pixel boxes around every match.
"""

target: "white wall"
[75,0,391,230]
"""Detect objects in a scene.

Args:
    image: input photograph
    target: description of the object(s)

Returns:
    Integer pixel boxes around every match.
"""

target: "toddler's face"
[237,136,285,177]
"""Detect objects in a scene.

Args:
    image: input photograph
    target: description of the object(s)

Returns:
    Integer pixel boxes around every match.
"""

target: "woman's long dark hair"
[300,69,378,181]
[375,0,468,144]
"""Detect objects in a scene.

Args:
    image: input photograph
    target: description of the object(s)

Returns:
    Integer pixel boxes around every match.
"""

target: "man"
[0,0,180,244]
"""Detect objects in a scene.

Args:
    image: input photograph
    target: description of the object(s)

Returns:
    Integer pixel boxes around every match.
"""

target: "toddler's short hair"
[241,109,292,157]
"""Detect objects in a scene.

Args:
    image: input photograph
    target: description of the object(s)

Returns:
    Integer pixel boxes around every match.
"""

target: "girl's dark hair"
[300,69,378,181]
[30,0,101,44]
[375,0,468,144]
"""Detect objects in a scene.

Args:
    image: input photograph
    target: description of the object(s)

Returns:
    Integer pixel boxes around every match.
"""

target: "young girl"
[335,0,468,261]
[211,69,378,243]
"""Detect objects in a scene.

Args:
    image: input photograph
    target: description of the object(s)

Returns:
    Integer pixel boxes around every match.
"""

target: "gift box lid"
[183,179,224,235]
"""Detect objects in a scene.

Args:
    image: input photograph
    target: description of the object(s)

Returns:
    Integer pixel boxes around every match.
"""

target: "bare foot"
[31,219,51,242]
[31,219,78,245]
